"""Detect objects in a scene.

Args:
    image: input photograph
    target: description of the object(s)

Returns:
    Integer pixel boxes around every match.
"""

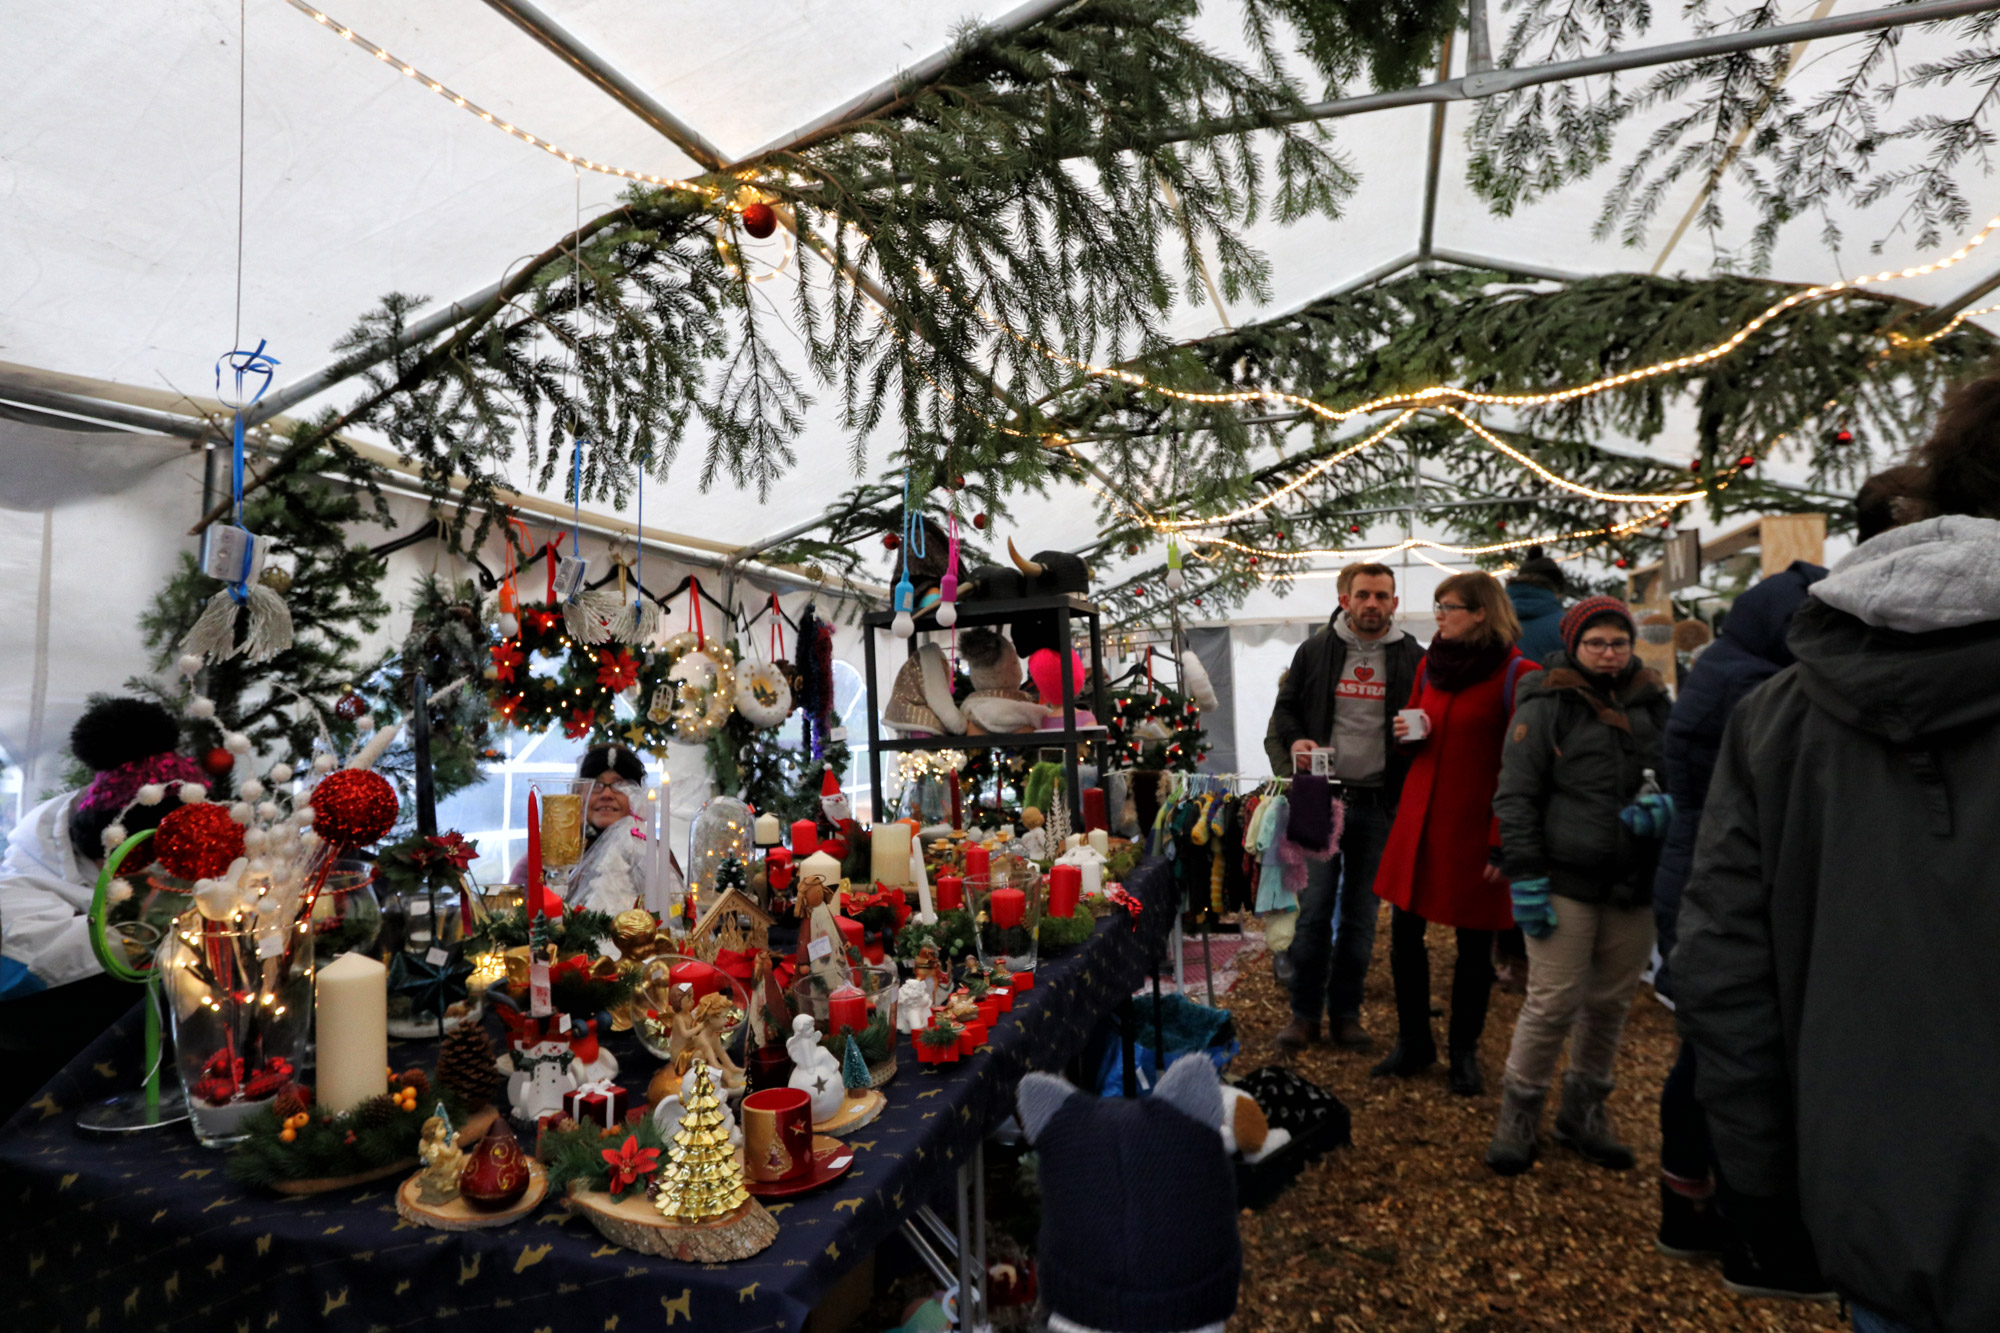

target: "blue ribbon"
[214,341,280,604]
[570,440,585,557]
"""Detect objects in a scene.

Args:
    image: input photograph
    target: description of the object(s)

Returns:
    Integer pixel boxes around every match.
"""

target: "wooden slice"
[394,1159,548,1231]
[814,1088,885,1138]
[867,1056,897,1089]
[567,1186,778,1262]
[269,1159,416,1196]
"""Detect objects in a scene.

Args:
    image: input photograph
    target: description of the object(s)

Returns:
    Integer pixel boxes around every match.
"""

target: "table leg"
[1119,997,1138,1098]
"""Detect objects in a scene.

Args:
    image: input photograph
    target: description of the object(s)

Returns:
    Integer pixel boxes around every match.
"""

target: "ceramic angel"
[651,1063,744,1146]
[785,1013,847,1123]
[896,978,934,1032]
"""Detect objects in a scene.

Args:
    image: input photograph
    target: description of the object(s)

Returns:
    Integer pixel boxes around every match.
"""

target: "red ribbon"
[545,541,560,604]
[687,575,705,647]
[568,1018,601,1066]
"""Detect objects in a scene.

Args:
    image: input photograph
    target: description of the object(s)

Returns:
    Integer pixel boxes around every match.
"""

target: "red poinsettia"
[420,832,477,870]
[496,693,524,721]
[490,641,525,684]
[595,648,639,693]
[601,1135,661,1196]
[527,608,560,633]
[563,707,596,740]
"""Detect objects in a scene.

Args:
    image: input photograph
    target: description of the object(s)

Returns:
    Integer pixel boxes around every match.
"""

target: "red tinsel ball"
[311,769,400,847]
[333,691,367,721]
[154,802,246,882]
[203,747,235,776]
[740,201,777,239]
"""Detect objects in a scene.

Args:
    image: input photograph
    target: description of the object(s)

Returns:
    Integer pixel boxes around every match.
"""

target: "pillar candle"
[791,819,819,855]
[835,915,865,956]
[934,872,964,912]
[668,959,724,1000]
[910,840,935,923]
[964,843,990,883]
[871,823,913,887]
[828,985,869,1036]
[525,789,542,905]
[990,886,1026,929]
[1088,828,1111,859]
[315,952,387,1116]
[948,770,963,831]
[1047,864,1082,919]
[1082,786,1107,831]
[754,812,782,848]
[1065,832,1083,852]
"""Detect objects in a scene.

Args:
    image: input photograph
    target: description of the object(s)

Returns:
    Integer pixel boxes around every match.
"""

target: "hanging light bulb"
[1165,538,1186,593]
[891,572,916,638]
[936,514,962,627]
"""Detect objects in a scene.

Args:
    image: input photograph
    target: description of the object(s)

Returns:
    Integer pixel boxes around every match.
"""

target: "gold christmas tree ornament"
[654,1063,749,1221]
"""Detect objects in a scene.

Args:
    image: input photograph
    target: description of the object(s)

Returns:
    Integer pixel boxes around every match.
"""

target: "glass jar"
[160,915,315,1148]
[307,859,381,958]
[633,953,754,1063]
[967,868,1042,975]
[687,795,754,902]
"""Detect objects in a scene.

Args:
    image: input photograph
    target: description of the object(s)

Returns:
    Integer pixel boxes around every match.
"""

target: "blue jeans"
[1287,791,1394,1024]
[1852,1307,1917,1333]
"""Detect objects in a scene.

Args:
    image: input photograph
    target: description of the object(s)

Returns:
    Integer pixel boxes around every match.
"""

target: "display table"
[0,857,1173,1333]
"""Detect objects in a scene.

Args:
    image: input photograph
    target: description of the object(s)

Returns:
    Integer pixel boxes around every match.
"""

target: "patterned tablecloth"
[0,857,1173,1333]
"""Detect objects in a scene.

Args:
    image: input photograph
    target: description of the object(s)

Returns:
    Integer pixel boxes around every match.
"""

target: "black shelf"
[858,591,1097,633]
[876,727,1109,753]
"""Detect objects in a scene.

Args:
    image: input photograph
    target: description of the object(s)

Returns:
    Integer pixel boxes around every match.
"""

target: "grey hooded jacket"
[1672,516,2000,1333]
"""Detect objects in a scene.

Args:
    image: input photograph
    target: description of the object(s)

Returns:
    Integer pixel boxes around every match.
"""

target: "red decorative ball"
[1132,586,1145,596]
[1689,457,1703,471]
[1835,429,1853,444]
[972,513,988,530]
[333,691,367,721]
[1737,455,1757,468]
[740,201,777,239]
[882,532,901,550]
[1349,524,1362,534]
[1247,556,1259,567]
[203,747,236,776]
[1125,543,1139,556]
[311,769,400,847]
[154,802,246,882]
[1615,557,1630,569]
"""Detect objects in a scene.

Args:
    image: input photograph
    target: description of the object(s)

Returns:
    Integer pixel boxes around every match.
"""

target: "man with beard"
[1270,564,1426,1052]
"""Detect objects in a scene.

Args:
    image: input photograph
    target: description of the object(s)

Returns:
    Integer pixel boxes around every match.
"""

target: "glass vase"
[967,869,1042,975]
[160,915,315,1148]
[307,859,381,958]
[385,894,482,1040]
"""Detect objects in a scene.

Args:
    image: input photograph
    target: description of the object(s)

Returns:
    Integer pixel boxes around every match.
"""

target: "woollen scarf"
[1423,635,1512,692]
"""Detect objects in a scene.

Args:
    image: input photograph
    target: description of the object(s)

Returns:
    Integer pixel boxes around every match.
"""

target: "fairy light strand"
[1152,411,1419,529]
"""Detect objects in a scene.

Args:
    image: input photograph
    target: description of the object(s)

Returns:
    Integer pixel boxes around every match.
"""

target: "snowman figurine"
[785,1014,847,1124]
[503,1036,579,1128]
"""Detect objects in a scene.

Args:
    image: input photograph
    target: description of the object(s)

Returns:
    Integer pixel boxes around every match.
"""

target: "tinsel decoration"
[152,801,246,882]
[180,581,296,664]
[311,769,400,846]
[562,590,623,646]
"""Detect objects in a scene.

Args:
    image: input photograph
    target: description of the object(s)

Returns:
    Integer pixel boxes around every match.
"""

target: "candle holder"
[536,780,593,905]
[385,896,483,1040]
[967,868,1043,976]
[790,964,899,1087]
[307,859,382,958]
[159,914,315,1148]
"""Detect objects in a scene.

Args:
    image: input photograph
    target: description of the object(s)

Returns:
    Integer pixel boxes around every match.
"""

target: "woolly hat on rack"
[1558,596,1638,659]
[68,698,207,860]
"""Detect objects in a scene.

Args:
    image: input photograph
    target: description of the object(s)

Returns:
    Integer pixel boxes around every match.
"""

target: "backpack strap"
[1502,655,1530,717]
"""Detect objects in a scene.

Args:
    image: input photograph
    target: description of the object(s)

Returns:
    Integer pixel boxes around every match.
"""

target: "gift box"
[957,1019,988,1058]
[991,986,1014,1013]
[976,997,1003,1027]
[1011,970,1035,992]
[915,1022,964,1065]
[563,1080,633,1129]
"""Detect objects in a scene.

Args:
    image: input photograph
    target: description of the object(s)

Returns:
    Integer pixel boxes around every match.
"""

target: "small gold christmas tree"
[653,1063,749,1222]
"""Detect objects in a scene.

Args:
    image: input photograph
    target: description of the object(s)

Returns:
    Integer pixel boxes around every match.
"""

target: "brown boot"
[1332,1016,1375,1051]
[1274,1016,1318,1053]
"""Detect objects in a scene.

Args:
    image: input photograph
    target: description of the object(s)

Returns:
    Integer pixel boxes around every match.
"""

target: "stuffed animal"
[885,641,964,736]
[959,629,1049,734]
[1017,1057,1241,1333]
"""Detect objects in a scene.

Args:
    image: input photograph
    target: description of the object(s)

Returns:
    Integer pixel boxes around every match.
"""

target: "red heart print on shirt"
[1353,667,1375,681]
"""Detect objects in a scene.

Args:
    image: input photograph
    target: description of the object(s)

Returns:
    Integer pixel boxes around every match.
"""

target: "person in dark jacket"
[1484,597,1672,1175]
[1506,546,1568,665]
[1268,564,1426,1053]
[1674,376,2000,1333]
[1648,561,1827,1287]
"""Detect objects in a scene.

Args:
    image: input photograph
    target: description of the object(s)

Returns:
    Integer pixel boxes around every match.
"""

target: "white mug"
[1397,708,1431,740]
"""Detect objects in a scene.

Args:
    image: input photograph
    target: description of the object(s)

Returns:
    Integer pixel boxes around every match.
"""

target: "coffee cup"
[1397,708,1431,740]
[741,1087,813,1182]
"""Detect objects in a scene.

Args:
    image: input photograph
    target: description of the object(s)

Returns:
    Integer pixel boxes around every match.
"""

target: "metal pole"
[1418,33,1456,261]
[1466,0,1494,75]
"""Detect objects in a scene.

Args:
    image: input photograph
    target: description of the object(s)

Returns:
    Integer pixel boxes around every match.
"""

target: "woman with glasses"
[1485,596,1671,1175]
[1370,572,1536,1095]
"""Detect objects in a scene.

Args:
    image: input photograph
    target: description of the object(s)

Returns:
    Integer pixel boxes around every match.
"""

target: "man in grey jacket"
[1674,378,2000,1333]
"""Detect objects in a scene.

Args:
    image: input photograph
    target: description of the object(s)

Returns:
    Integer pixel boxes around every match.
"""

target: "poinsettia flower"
[490,641,525,684]
[564,707,595,740]
[595,648,639,693]
[528,609,560,633]
[601,1136,661,1196]
[425,832,477,870]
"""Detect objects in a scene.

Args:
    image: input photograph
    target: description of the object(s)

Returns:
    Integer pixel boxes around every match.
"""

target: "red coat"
[1373,647,1536,931]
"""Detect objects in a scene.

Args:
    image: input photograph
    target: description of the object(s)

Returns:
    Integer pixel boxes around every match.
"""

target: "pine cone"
[349,1095,397,1130]
[272,1085,312,1122]
[394,1067,431,1103]
[437,1025,501,1112]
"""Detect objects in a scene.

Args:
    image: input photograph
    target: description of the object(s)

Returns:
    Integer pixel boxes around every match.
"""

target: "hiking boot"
[1369,1036,1437,1078]
[1332,1016,1375,1051]
[1271,950,1296,991]
[1274,1016,1317,1054]
[1448,1049,1485,1097]
[1718,1191,1838,1302]
[1553,1073,1635,1170]
[1484,1082,1545,1175]
[1657,1177,1726,1261]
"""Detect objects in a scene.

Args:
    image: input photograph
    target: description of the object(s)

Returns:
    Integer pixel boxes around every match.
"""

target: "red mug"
[742,1087,813,1182]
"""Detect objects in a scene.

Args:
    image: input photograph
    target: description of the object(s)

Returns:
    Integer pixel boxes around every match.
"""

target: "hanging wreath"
[658,632,737,743]
[735,660,794,729]
[490,608,739,755]
[1105,685,1209,773]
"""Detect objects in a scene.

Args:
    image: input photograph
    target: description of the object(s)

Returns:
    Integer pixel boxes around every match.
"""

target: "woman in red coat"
[1371,572,1535,1096]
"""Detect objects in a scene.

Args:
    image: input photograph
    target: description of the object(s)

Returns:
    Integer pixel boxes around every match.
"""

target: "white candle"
[1065,832,1084,852]
[1059,848,1105,899]
[315,952,387,1116]
[799,849,844,889]
[1088,828,1110,859]
[909,839,936,924]
[754,812,782,847]
[871,824,913,887]
[644,784,673,916]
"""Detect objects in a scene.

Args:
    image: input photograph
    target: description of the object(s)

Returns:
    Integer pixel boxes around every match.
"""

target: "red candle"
[791,819,819,855]
[964,844,990,882]
[935,872,964,912]
[1048,864,1082,919]
[828,984,868,1035]
[835,914,865,956]
[1082,786,1107,832]
[668,959,724,1000]
[766,847,794,891]
[525,790,542,912]
[990,886,1026,929]
[948,770,963,831]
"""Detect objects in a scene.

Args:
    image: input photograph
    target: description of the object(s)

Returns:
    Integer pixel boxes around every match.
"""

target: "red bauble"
[1132,586,1145,596]
[740,201,777,239]
[459,1127,532,1210]
[311,769,400,847]
[1615,557,1630,569]
[1689,457,1703,471]
[1495,520,1506,532]
[1125,543,1139,556]
[1835,428,1853,444]
[972,513,988,530]
[1737,455,1757,468]
[1247,556,1259,567]
[883,532,901,551]
[1349,524,1361,534]
[333,691,367,721]
[154,803,246,882]
[203,747,235,776]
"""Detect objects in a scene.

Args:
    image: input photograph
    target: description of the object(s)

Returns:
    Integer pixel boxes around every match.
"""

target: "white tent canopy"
[7,0,1997,822]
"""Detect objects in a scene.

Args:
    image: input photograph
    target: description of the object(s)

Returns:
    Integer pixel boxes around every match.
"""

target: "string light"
[1188,499,1687,563]
[1153,411,1418,529]
[1886,300,2000,348]
[1436,407,1708,504]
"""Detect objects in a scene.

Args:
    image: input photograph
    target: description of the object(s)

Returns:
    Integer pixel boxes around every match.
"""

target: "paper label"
[256,931,284,960]
[556,1013,572,1034]
[425,946,450,967]
[1310,747,1337,777]
[529,959,552,1016]
[202,525,267,585]
[829,726,848,742]
[807,935,834,961]
[553,553,589,603]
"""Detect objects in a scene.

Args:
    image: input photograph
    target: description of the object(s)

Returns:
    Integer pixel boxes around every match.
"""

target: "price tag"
[1310,747,1338,777]
[529,958,552,1016]
[807,934,834,961]
[425,946,450,967]
[556,1013,572,1034]
[829,726,848,742]
[256,931,284,960]
[202,525,267,585]
[553,553,589,603]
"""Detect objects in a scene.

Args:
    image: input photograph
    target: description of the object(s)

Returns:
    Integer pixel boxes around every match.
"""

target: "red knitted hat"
[1559,595,1637,659]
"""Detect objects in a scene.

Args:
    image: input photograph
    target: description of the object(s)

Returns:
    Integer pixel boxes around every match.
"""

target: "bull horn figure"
[1008,539,1045,578]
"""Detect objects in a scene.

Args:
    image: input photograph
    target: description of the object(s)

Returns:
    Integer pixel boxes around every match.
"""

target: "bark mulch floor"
[1228,915,1846,1333]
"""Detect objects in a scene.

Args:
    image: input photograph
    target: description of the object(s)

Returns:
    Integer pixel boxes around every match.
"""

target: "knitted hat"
[577,742,645,787]
[67,698,204,860]
[1559,595,1637,658]
[1513,544,1567,593]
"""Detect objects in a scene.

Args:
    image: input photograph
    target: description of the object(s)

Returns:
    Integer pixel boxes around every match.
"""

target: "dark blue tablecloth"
[0,857,1173,1333]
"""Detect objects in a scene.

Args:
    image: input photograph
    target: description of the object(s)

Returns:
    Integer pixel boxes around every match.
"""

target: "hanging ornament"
[889,476,924,638]
[1615,557,1630,569]
[1835,427,1854,444]
[608,462,661,645]
[334,691,366,721]
[257,566,293,596]
[882,532,901,551]
[203,746,236,777]
[972,513,987,531]
[311,769,400,847]
[1736,455,1758,468]
[153,802,245,883]
[1164,538,1185,593]
[740,201,777,239]
[735,662,793,728]
[935,514,962,628]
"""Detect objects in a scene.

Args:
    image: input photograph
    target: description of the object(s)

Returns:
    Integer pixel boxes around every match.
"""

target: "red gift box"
[562,1080,632,1129]
[976,997,1002,1027]
[957,1019,988,1057]
[991,986,1013,1013]
[1012,970,1035,991]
